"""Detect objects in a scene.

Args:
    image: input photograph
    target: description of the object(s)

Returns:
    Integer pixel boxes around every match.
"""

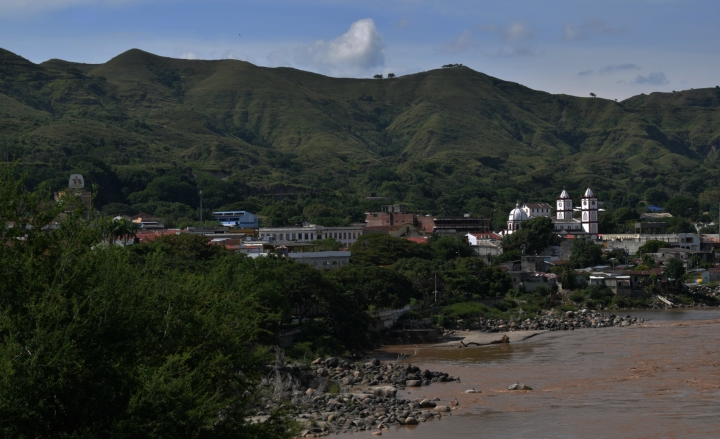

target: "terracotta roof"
[405,237,429,244]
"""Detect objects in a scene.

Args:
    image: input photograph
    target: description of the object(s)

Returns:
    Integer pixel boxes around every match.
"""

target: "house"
[131,213,165,230]
[687,268,710,284]
[521,203,553,218]
[466,232,502,245]
[641,212,673,220]
[365,204,415,228]
[211,210,258,230]
[588,272,633,296]
[651,248,715,264]
[421,215,491,236]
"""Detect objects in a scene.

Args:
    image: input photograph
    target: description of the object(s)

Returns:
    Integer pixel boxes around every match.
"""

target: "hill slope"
[2,47,720,224]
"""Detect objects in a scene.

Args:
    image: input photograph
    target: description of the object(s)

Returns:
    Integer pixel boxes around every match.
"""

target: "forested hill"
[2,47,720,227]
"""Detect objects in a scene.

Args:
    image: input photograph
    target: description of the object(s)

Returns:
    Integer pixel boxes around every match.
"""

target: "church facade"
[506,188,600,239]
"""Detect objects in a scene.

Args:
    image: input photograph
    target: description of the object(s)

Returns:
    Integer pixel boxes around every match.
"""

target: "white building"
[522,203,553,218]
[506,188,600,239]
[258,224,364,247]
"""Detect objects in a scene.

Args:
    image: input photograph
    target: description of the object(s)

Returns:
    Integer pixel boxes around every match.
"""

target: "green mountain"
[2,47,720,226]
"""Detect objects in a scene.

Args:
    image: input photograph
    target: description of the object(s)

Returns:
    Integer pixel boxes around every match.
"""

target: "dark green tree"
[326,265,413,310]
[664,195,699,218]
[665,257,686,280]
[428,234,474,261]
[350,234,433,266]
[568,238,603,268]
[638,239,673,254]
[501,216,559,255]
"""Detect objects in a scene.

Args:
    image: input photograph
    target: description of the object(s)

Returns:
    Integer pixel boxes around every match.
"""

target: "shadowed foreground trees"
[0,165,295,439]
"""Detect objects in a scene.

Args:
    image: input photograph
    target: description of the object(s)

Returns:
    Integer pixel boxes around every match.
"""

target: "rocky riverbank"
[254,357,461,437]
[445,309,644,334]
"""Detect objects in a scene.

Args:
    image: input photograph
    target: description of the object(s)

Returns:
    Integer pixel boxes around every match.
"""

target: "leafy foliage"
[568,239,603,268]
[501,216,559,255]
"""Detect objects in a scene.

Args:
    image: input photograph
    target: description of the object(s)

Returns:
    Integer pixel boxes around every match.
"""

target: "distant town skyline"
[1,0,718,100]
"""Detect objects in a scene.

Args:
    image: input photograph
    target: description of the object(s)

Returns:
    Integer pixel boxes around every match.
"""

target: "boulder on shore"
[507,382,532,391]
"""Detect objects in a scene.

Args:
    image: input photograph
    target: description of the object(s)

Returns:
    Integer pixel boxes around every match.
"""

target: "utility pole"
[199,190,203,229]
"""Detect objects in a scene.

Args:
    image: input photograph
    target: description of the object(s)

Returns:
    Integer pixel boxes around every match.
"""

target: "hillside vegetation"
[2,47,720,227]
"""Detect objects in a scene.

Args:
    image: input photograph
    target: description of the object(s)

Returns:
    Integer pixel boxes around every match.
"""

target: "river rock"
[404,417,419,425]
[434,405,451,412]
[419,399,436,408]
[371,386,397,398]
[324,357,339,368]
[507,382,533,391]
[464,388,482,393]
[405,380,422,387]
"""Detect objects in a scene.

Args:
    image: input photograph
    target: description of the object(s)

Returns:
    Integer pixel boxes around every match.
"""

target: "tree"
[392,257,442,306]
[327,265,413,310]
[590,92,596,98]
[350,234,433,266]
[109,217,138,245]
[501,216,559,255]
[428,234,474,261]
[664,195,699,218]
[568,238,603,268]
[373,74,383,79]
[555,264,577,290]
[638,239,672,254]
[644,187,668,206]
[665,257,686,280]
[387,73,396,78]
[0,165,294,439]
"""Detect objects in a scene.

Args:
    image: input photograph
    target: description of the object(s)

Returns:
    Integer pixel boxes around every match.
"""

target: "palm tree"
[110,218,138,246]
[556,264,576,290]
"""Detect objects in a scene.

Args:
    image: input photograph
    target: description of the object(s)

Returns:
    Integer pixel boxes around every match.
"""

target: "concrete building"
[287,251,351,270]
[522,203,553,218]
[603,233,702,253]
[211,210,258,229]
[365,204,415,228]
[259,224,364,247]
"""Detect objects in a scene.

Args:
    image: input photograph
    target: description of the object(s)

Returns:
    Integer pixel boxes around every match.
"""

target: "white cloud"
[479,20,536,41]
[396,18,409,28]
[294,18,385,75]
[633,71,669,85]
[440,30,481,53]
[503,21,535,41]
[599,63,642,74]
[490,46,535,58]
[564,18,625,41]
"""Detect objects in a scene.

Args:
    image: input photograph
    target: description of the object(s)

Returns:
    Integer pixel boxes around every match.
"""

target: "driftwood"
[459,334,509,348]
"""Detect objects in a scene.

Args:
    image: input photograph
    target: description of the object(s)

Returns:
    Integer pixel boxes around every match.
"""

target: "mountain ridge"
[1,47,719,223]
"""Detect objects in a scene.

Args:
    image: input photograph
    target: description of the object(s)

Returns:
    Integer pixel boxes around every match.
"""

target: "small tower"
[556,189,573,220]
[581,188,598,238]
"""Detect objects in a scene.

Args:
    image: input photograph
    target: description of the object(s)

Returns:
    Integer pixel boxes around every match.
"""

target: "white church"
[506,188,600,239]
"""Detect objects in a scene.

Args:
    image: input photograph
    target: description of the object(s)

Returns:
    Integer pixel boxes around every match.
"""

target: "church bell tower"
[581,188,598,238]
[556,189,572,220]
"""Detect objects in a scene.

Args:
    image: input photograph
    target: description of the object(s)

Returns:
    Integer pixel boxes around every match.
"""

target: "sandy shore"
[427,330,546,348]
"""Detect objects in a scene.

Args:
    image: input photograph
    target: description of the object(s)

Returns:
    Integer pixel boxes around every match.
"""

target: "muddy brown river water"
[365,309,720,439]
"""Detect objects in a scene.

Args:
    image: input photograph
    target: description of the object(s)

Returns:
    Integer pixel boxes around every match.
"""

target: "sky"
[1,0,718,100]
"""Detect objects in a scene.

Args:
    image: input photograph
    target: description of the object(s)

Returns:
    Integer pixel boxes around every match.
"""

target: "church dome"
[584,188,594,197]
[559,189,570,199]
[508,203,528,221]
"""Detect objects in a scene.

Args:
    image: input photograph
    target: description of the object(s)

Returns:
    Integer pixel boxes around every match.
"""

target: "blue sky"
[1,0,718,100]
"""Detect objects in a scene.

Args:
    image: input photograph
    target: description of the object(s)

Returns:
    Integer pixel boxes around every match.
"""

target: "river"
[367,309,720,439]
